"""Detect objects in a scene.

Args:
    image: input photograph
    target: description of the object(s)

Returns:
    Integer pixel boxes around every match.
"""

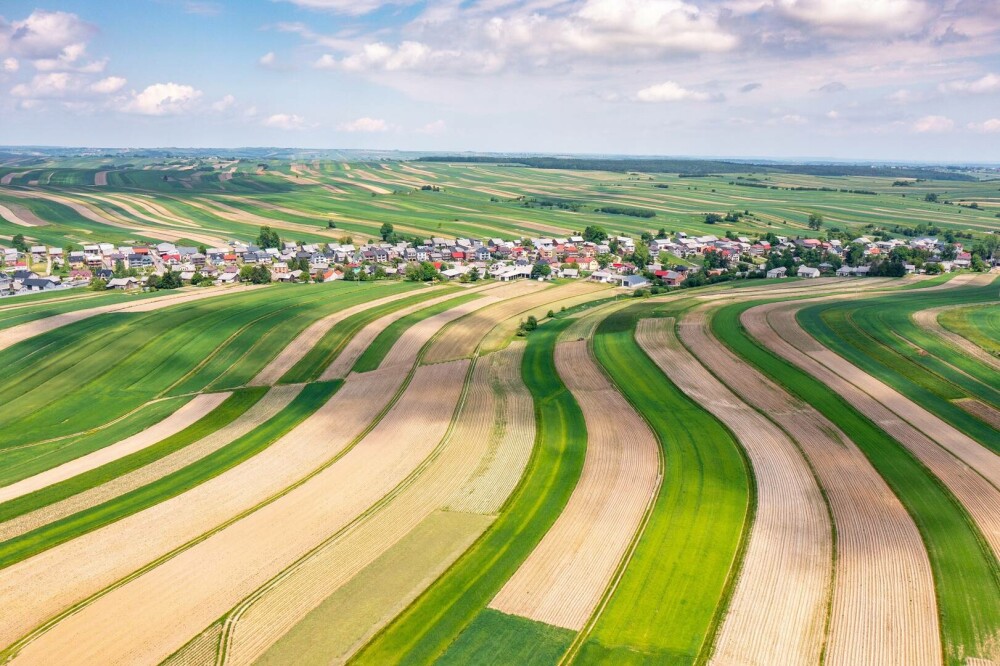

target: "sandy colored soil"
[177,197,345,241]
[691,304,940,666]
[490,339,660,631]
[637,318,831,666]
[324,175,392,195]
[219,168,234,182]
[0,286,257,354]
[422,280,599,364]
[0,385,303,543]
[219,356,509,665]
[9,361,469,666]
[0,366,407,652]
[0,203,47,227]
[0,171,31,186]
[249,288,443,386]
[913,305,1000,373]
[760,302,1000,503]
[955,398,1000,430]
[93,171,108,186]
[0,392,230,504]
[447,344,536,515]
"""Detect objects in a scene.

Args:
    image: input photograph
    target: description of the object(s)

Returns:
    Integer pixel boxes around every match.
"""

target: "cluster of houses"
[0,229,986,298]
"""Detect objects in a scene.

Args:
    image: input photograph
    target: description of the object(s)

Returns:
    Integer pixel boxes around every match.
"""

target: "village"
[0,225,990,298]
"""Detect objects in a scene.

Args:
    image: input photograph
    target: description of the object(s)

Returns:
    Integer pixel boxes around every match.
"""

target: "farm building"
[797,266,821,278]
[766,267,788,279]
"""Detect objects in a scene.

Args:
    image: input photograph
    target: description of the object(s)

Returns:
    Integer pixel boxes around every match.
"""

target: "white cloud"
[968,118,1000,133]
[1,10,96,60]
[773,0,931,36]
[91,76,126,94]
[781,113,807,125]
[275,0,417,16]
[122,82,202,115]
[941,73,1000,94]
[417,119,447,134]
[259,51,276,67]
[913,115,954,132]
[826,110,839,119]
[263,113,306,130]
[2,57,17,73]
[338,116,389,132]
[211,94,236,112]
[11,72,78,98]
[635,81,718,102]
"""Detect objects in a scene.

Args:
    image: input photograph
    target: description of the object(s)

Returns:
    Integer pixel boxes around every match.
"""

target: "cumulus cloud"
[941,73,1000,94]
[913,115,954,132]
[635,81,721,102]
[0,10,96,60]
[211,94,236,111]
[90,76,126,94]
[259,51,276,67]
[772,0,932,36]
[122,82,202,115]
[11,72,78,98]
[338,116,389,132]
[781,113,807,125]
[968,118,1000,133]
[263,113,306,129]
[2,57,17,73]
[417,119,447,134]
[275,0,418,15]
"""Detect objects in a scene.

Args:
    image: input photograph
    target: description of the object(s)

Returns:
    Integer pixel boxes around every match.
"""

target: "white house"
[797,266,821,278]
[766,266,788,279]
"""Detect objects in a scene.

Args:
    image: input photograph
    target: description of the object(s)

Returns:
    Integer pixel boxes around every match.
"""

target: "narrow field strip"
[914,305,1000,373]
[939,304,1000,358]
[637,317,831,666]
[0,393,230,503]
[0,386,298,542]
[249,286,432,385]
[955,398,1000,430]
[8,362,469,665]
[716,302,998,666]
[218,354,505,665]
[352,319,587,665]
[490,339,660,631]
[0,285,255,354]
[750,302,1000,557]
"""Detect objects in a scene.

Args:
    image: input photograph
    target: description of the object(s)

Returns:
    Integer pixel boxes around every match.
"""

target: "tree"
[582,225,608,243]
[524,315,539,331]
[971,255,987,272]
[468,266,481,282]
[379,222,395,242]
[807,212,824,231]
[114,259,126,277]
[240,264,271,284]
[198,244,208,255]
[11,234,28,252]
[656,228,668,239]
[704,213,723,225]
[531,262,551,278]
[256,226,281,249]
[924,192,939,203]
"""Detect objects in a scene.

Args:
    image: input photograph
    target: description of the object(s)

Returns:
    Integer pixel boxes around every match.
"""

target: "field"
[0,156,997,665]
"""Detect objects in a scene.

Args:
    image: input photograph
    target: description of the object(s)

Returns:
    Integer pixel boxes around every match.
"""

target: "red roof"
[432,261,442,269]
[452,251,464,259]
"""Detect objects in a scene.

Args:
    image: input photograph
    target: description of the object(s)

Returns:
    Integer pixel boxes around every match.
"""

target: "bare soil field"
[637,318,831,666]
[955,398,1000,430]
[695,305,940,666]
[93,171,108,186]
[0,203,48,227]
[490,339,660,631]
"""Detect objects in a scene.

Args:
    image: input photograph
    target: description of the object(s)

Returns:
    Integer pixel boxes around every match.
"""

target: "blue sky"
[1,0,999,161]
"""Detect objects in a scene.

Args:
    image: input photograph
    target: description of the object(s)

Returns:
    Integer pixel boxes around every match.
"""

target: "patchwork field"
[0,155,997,665]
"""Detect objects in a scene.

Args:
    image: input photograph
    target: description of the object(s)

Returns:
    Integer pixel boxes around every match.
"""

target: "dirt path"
[912,305,1000,373]
[490,339,660,630]
[694,304,939,666]
[0,392,230,503]
[93,171,108,186]
[637,318,831,665]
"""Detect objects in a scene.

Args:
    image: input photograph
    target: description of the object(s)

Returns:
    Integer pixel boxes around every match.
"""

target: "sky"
[1,0,999,161]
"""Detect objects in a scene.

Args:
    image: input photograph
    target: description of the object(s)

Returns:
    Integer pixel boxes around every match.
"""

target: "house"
[106,277,140,290]
[21,278,58,292]
[836,265,855,277]
[797,266,821,278]
[590,270,615,283]
[560,268,579,279]
[497,265,533,281]
[766,267,788,279]
[617,274,649,289]
[654,269,684,287]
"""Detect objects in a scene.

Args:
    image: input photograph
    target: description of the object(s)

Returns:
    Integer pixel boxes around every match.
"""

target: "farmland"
[0,155,997,666]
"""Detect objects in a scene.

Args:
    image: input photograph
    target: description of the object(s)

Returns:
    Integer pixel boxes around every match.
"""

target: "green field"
[939,304,1000,357]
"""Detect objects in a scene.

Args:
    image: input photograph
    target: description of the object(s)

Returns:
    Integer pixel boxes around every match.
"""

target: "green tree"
[256,226,281,249]
[582,225,609,243]
[114,259,126,277]
[531,262,552,278]
[807,212,824,231]
[468,266,481,282]
[379,222,395,241]
[11,234,28,252]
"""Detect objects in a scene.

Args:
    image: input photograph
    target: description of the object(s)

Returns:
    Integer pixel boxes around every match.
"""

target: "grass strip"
[0,388,265,524]
[352,292,483,373]
[351,318,587,665]
[714,301,1000,666]
[939,305,1000,357]
[0,381,340,570]
[576,305,751,665]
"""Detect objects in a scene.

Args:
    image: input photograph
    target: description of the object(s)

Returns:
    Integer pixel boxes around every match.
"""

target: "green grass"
[576,305,751,664]
[939,304,1000,357]
[713,301,1000,666]
[438,610,574,665]
[0,388,265,524]
[351,292,482,373]
[0,381,340,570]
[279,285,456,384]
[351,318,587,665]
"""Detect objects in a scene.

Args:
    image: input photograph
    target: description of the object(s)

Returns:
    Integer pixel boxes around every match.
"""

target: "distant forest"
[416,155,977,181]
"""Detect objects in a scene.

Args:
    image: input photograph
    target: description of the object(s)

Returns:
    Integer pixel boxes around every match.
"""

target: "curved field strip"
[490,339,660,631]
[0,386,297,543]
[763,303,1000,496]
[249,286,434,385]
[939,304,1000,357]
[0,203,46,227]
[637,317,830,665]
[8,362,469,665]
[914,305,1000,373]
[0,285,253,354]
[218,351,524,664]
[702,304,941,665]
[0,291,154,332]
[715,301,1000,665]
[422,281,598,363]
[352,318,587,665]
[167,197,345,241]
[0,392,230,504]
